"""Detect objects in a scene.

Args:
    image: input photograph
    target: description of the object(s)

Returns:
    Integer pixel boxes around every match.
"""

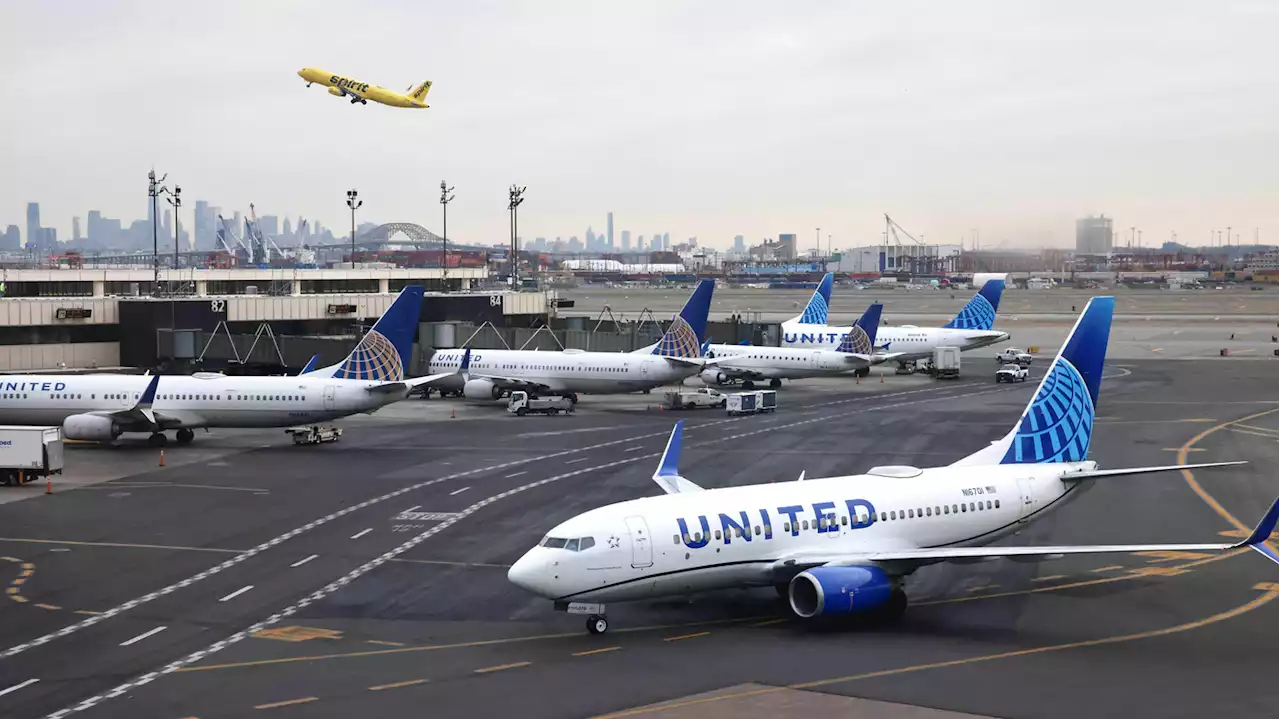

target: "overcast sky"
[3,0,1276,250]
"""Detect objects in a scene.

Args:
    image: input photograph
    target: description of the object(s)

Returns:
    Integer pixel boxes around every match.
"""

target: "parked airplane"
[699,303,897,389]
[297,68,431,108]
[0,287,452,446]
[423,280,716,402]
[782,278,1011,365]
[508,297,1276,634]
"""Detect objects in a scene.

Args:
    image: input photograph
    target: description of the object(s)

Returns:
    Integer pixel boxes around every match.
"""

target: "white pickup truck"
[996,364,1029,383]
[508,391,574,416]
[663,388,727,410]
[995,348,1033,366]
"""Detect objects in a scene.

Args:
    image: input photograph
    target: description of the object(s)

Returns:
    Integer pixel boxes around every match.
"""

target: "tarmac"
[0,350,1274,719]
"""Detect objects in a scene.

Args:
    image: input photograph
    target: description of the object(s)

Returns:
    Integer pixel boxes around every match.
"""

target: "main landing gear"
[148,432,167,448]
[176,428,195,445]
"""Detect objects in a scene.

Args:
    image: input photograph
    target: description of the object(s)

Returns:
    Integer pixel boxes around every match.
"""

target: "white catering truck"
[0,426,65,486]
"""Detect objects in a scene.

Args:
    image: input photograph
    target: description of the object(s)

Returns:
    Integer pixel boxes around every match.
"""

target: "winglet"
[1236,498,1279,563]
[458,348,472,374]
[299,354,319,375]
[651,420,703,495]
[139,375,159,406]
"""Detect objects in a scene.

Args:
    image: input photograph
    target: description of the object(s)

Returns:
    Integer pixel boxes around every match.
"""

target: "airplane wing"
[771,498,1278,572]
[651,420,704,495]
[709,365,767,382]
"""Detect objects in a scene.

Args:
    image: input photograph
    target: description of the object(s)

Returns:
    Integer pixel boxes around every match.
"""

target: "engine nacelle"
[463,378,503,401]
[63,414,123,442]
[699,369,728,386]
[328,86,344,97]
[788,565,893,618]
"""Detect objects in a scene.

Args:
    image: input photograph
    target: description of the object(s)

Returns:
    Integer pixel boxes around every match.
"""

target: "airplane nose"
[507,550,548,596]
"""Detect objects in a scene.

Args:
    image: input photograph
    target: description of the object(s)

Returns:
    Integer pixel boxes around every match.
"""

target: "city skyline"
[2,1,1276,251]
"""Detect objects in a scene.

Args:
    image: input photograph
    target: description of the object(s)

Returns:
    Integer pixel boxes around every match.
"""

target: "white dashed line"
[449,487,470,496]
[565,457,590,464]
[350,529,373,540]
[290,555,318,568]
[624,446,643,452]
[0,678,39,697]
[119,627,166,647]
[504,471,527,479]
[218,586,254,602]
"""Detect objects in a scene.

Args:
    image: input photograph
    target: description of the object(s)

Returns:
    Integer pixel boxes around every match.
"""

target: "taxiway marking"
[504,471,527,478]
[565,457,590,464]
[290,555,318,568]
[219,586,254,602]
[350,529,373,540]
[120,626,167,646]
[449,486,470,496]
[663,631,710,642]
[625,446,643,452]
[573,646,620,656]
[368,678,427,691]
[0,538,242,554]
[254,697,317,710]
[0,678,39,697]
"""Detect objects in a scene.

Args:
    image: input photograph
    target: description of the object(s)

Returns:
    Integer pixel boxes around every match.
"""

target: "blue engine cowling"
[788,565,893,618]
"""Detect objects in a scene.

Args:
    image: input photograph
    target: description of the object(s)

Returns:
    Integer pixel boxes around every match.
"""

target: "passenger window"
[880,512,887,521]
[734,527,742,538]
[753,525,761,536]
[907,509,914,518]
[986,500,993,510]
[961,504,967,512]
[841,515,848,526]
[926,507,932,516]
[802,520,809,530]
[995,499,1001,509]
[953,504,959,513]
[783,523,791,533]
[564,538,580,552]
[674,534,681,545]
[944,505,950,514]
[714,530,722,540]
[890,511,896,520]
[970,502,976,511]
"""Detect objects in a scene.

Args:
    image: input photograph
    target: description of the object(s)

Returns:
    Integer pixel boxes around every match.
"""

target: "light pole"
[165,185,182,272]
[815,227,821,259]
[440,180,454,290]
[508,185,525,287]
[346,189,362,269]
[1227,225,1232,249]
[148,169,168,292]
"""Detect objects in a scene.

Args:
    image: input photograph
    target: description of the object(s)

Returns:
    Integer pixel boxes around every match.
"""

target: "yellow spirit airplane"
[297,68,432,108]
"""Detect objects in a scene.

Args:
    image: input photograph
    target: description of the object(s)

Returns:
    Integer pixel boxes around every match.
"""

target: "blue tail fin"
[325,286,424,381]
[653,280,714,358]
[943,279,1004,330]
[298,355,319,375]
[998,296,1114,464]
[797,273,834,325]
[836,303,882,354]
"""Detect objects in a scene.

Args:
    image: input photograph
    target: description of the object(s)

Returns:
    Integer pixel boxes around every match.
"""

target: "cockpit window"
[579,537,595,550]
[539,536,595,551]
[564,538,580,552]
[540,536,568,549]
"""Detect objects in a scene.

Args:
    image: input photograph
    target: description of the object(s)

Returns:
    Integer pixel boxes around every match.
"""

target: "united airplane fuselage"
[781,322,1009,360]
[701,343,875,382]
[0,374,406,430]
[509,461,1089,603]
[426,349,699,397]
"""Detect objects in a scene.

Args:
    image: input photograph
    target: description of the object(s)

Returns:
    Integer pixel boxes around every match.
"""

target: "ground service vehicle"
[286,426,343,445]
[931,346,962,379]
[995,348,1033,366]
[726,392,758,416]
[508,391,574,416]
[0,425,64,486]
[996,364,1029,383]
[663,388,727,410]
[757,390,778,413]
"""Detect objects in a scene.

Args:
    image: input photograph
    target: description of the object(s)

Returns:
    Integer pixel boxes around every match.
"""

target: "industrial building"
[1076,215,1114,254]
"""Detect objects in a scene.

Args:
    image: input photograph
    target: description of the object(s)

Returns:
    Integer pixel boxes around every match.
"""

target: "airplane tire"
[586,615,609,634]
[769,378,782,389]
[884,588,908,622]
[176,428,195,445]
[148,433,168,448]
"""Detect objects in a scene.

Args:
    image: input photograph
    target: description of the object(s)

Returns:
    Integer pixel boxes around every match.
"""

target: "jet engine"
[788,565,893,618]
[63,414,123,442]
[328,87,344,97]
[699,369,728,386]
[463,378,503,401]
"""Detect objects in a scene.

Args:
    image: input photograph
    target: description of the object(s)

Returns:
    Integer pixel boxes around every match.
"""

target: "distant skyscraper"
[283,217,293,239]
[662,232,670,250]
[193,200,211,249]
[1076,215,1113,254]
[233,211,244,236]
[25,203,40,253]
[607,212,614,249]
[72,216,82,241]
[261,215,279,236]
[733,235,745,252]
[621,230,631,251]
[2,225,19,251]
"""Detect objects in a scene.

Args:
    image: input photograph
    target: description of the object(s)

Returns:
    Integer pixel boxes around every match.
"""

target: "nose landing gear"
[586,614,609,634]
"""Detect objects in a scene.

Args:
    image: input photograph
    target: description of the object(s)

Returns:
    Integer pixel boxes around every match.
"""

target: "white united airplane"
[508,296,1278,634]
[0,286,455,446]
[423,280,715,402]
[782,273,1011,366]
[699,302,899,389]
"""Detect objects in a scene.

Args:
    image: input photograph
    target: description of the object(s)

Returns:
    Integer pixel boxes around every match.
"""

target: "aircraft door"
[811,351,822,370]
[640,361,650,380]
[1014,475,1037,522]
[623,515,653,568]
[323,385,337,411]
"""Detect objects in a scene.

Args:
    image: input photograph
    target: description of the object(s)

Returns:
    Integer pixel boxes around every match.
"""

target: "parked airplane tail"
[653,280,714,358]
[942,279,1005,330]
[836,303,883,354]
[955,296,1113,466]
[795,273,834,325]
[409,81,432,101]
[305,286,425,381]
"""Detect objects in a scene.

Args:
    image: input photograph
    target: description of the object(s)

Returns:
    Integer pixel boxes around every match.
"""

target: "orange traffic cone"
[856,374,860,384]
[450,407,456,419]
[46,479,52,495]
[879,373,884,384]
[158,449,166,467]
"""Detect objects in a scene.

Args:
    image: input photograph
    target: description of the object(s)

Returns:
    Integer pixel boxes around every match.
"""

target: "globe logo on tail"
[1001,359,1094,464]
[334,329,404,381]
[944,293,997,330]
[837,326,872,355]
[800,293,829,325]
[654,315,702,358]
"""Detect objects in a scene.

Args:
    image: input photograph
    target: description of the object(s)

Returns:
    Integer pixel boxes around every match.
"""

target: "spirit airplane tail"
[305,286,425,381]
[943,279,1005,330]
[793,273,834,325]
[409,81,432,102]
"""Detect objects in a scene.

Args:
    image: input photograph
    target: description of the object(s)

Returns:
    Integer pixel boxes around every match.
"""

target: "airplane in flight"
[423,280,716,403]
[0,287,454,446]
[782,274,1011,366]
[699,302,898,389]
[297,68,432,108]
[508,296,1277,634]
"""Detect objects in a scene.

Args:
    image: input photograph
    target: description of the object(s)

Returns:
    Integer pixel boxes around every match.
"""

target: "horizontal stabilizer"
[1064,460,1248,480]
[651,420,704,495]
